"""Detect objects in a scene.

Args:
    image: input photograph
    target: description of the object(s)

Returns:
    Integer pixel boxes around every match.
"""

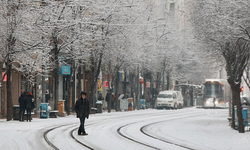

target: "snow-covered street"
[0,108,249,150]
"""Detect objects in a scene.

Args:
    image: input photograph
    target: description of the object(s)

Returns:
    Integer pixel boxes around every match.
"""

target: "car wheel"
[178,104,182,109]
[174,103,178,110]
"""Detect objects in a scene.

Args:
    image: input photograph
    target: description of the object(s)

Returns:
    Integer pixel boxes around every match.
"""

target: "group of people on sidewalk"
[19,90,89,135]
[18,92,35,122]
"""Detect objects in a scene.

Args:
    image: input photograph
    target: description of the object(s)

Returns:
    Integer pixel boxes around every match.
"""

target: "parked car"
[156,90,183,109]
[240,96,250,106]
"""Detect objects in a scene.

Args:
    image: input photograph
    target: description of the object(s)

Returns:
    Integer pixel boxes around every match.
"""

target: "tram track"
[44,123,78,150]
[43,110,183,150]
[117,111,216,150]
[140,115,202,150]
[44,108,214,150]
[70,126,94,150]
[140,114,217,150]
[68,110,191,150]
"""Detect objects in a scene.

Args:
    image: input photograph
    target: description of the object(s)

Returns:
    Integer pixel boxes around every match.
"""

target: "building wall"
[1,70,21,116]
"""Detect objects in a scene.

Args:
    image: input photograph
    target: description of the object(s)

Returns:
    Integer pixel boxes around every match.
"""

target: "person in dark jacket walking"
[74,91,90,136]
[19,92,26,121]
[45,89,50,103]
[26,92,34,122]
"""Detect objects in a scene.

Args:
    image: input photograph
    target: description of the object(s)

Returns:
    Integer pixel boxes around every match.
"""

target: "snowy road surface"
[0,108,249,150]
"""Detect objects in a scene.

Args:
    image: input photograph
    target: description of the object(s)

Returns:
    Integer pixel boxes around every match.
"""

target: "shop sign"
[104,81,110,88]
[2,73,7,81]
[97,79,102,91]
[139,78,144,84]
[61,65,70,75]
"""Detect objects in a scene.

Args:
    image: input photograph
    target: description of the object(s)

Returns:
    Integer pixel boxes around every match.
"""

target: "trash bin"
[120,99,128,111]
[235,106,250,127]
[96,101,103,113]
[40,103,49,118]
[128,98,133,111]
[13,105,20,120]
[140,99,145,109]
[58,100,66,116]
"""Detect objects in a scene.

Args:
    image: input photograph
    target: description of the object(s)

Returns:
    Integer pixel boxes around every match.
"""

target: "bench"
[49,110,58,118]
[90,107,97,114]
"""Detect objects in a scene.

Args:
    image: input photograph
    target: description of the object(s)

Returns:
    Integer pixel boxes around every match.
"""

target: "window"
[158,94,173,98]
[173,93,177,99]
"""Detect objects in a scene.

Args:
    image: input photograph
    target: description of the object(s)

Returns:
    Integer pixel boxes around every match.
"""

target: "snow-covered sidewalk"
[0,108,249,150]
[145,109,250,150]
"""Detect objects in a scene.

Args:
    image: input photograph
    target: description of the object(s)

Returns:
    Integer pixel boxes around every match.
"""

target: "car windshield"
[158,94,172,98]
[241,97,250,105]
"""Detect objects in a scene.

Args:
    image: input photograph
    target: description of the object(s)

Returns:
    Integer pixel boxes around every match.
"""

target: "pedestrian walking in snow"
[75,91,90,136]
[45,89,50,103]
[26,92,34,122]
[19,92,26,121]
[213,96,216,109]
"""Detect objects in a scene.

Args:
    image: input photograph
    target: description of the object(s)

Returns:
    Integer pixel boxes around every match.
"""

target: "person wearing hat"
[74,91,90,135]
[26,92,34,122]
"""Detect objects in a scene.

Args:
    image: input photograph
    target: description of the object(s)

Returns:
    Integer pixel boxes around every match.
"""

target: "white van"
[156,90,183,109]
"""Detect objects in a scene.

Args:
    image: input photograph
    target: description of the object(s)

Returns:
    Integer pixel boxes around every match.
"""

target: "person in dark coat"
[45,89,50,103]
[74,91,90,136]
[19,92,26,121]
[26,92,34,122]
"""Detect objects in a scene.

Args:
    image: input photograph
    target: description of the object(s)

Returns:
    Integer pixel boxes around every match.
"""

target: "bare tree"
[0,0,47,120]
[191,0,250,133]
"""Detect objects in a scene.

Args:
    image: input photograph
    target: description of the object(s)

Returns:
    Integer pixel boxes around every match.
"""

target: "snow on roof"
[159,90,180,94]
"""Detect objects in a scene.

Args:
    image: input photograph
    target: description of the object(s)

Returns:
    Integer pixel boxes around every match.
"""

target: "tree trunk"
[231,83,244,133]
[166,74,170,90]
[114,68,119,111]
[66,77,71,115]
[54,56,59,110]
[231,96,235,129]
[143,70,147,100]
[124,69,127,99]
[129,73,136,110]
[90,54,103,108]
[6,63,13,121]
[150,73,153,108]
[71,60,76,111]
[153,72,161,107]
[137,66,140,110]
[108,89,112,113]
[162,60,166,91]
[77,65,82,100]
[107,61,111,113]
